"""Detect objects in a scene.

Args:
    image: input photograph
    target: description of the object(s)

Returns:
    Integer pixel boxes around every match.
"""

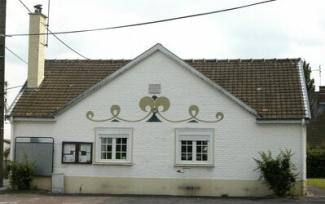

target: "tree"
[303,61,316,117]
[303,61,315,98]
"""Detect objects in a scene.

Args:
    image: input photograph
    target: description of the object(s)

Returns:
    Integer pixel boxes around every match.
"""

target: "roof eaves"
[7,81,27,117]
[11,116,56,122]
[256,118,303,124]
[297,59,311,119]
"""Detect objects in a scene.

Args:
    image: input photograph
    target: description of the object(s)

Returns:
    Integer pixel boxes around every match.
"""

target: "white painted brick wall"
[12,51,305,181]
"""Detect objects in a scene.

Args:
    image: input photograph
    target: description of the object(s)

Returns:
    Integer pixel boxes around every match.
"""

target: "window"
[95,128,133,164]
[175,128,214,166]
[62,142,92,164]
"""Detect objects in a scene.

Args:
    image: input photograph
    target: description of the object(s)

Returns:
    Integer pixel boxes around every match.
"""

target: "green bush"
[307,146,325,178]
[254,150,297,197]
[3,147,10,179]
[8,160,34,190]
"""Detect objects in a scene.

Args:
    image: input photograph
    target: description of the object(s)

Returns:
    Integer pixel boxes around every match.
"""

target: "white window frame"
[95,128,133,165]
[175,128,214,166]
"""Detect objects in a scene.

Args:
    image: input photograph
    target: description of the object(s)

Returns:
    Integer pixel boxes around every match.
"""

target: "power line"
[48,29,89,59]
[18,0,31,12]
[7,0,276,37]
[17,0,89,59]
[5,46,27,64]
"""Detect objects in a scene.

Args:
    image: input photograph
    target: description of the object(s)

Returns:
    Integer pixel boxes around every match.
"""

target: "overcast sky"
[4,0,325,136]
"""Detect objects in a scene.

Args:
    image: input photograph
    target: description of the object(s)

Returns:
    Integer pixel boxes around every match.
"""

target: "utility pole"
[0,0,6,187]
[319,66,322,86]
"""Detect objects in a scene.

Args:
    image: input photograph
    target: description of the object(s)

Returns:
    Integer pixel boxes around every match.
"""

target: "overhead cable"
[17,0,89,59]
[5,46,27,64]
[7,0,276,37]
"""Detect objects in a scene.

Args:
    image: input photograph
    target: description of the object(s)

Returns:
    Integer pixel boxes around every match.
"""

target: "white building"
[8,6,310,196]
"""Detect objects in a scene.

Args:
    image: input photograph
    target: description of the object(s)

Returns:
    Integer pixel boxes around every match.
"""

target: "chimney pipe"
[34,4,43,13]
[27,4,47,88]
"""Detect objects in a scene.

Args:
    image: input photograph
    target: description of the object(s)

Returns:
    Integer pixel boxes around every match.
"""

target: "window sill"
[175,163,214,167]
[94,161,133,166]
[62,162,92,165]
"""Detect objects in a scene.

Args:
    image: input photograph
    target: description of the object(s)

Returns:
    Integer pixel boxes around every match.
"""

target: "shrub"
[3,147,11,179]
[307,146,325,178]
[254,150,297,197]
[8,160,34,190]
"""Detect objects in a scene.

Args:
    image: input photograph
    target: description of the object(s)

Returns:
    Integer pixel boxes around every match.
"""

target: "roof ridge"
[45,59,131,61]
[46,58,301,61]
[184,58,301,62]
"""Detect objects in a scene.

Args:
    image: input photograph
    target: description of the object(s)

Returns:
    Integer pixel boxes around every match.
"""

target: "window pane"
[121,152,127,159]
[107,152,112,159]
[101,138,112,144]
[181,153,187,160]
[78,144,92,163]
[196,140,208,161]
[116,152,121,159]
[117,138,127,144]
[187,145,192,152]
[101,137,113,160]
[202,154,208,161]
[63,143,76,163]
[181,140,193,161]
[115,137,128,160]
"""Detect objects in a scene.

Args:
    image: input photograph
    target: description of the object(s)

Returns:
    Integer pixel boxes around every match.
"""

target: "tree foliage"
[303,61,315,100]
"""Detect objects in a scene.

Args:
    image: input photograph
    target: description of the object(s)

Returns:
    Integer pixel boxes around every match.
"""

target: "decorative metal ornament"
[86,96,224,123]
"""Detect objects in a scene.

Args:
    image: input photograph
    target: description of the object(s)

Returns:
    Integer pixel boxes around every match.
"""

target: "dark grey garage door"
[15,137,54,176]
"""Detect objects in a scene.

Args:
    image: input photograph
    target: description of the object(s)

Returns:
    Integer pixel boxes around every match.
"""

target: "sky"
[3,0,325,137]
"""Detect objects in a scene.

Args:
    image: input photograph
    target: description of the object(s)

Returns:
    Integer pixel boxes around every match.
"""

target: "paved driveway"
[0,193,324,204]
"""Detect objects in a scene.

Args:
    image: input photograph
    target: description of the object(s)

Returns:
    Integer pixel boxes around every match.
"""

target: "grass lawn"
[308,179,325,189]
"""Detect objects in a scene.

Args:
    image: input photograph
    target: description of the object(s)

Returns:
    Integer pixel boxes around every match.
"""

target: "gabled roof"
[9,44,310,120]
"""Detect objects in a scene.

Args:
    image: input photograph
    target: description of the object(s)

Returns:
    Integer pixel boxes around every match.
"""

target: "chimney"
[27,5,47,88]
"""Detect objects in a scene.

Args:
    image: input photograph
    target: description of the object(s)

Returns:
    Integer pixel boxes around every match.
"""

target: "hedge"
[307,147,325,178]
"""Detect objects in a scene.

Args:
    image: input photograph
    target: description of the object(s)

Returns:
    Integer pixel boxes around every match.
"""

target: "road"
[0,193,324,204]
